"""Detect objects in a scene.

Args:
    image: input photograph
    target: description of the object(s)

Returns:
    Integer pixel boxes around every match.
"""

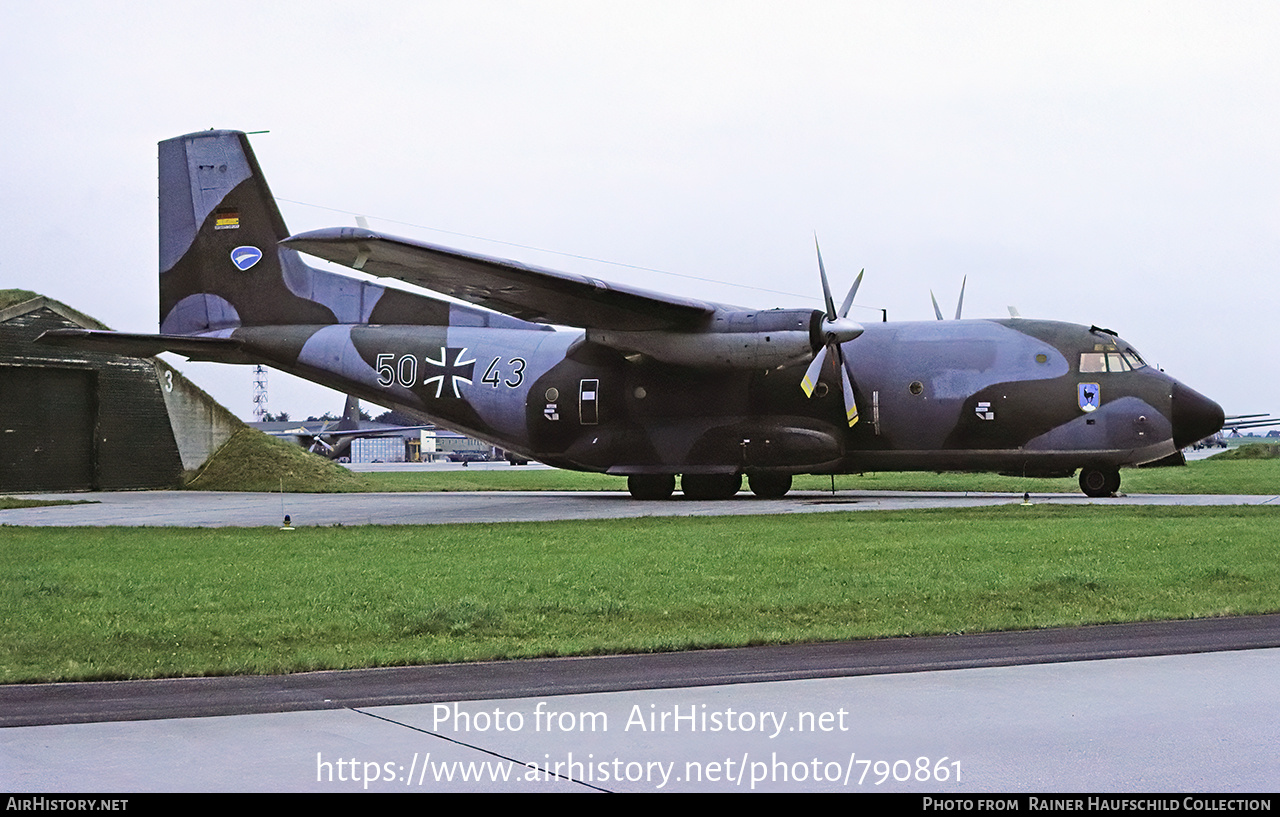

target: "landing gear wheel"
[680,473,742,500]
[1079,467,1121,498]
[1105,469,1122,495]
[627,474,675,500]
[748,473,792,499]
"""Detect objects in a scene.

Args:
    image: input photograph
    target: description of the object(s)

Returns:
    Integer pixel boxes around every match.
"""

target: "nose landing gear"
[1078,466,1121,498]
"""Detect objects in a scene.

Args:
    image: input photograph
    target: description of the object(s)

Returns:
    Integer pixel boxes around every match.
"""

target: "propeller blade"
[815,237,837,319]
[838,269,864,318]
[801,344,828,398]
[802,342,860,426]
[954,275,966,320]
[840,361,858,426]
[931,290,944,321]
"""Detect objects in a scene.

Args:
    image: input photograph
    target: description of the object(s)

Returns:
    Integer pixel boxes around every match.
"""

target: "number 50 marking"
[376,353,418,388]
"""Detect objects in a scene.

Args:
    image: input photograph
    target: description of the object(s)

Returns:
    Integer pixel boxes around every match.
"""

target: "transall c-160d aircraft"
[41,130,1225,499]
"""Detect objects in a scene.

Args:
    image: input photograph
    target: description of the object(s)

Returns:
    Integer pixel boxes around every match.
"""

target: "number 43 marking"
[481,357,526,388]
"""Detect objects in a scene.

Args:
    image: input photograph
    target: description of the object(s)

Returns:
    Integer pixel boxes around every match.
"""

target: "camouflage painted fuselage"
[222,315,1194,479]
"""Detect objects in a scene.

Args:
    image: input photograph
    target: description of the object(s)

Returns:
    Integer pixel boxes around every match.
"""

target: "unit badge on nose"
[1078,383,1100,412]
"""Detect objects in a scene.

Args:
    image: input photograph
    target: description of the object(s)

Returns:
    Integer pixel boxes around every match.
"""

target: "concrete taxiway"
[4,618,1278,792]
[3,488,1277,792]
[3,488,1277,527]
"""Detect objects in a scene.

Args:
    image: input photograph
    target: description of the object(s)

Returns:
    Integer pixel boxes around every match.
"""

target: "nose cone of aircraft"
[1171,382,1225,449]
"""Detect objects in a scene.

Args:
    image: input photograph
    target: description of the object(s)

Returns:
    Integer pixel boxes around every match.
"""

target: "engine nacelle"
[586,309,821,369]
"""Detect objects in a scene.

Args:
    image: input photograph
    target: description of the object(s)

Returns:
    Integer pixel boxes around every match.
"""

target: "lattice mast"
[252,365,268,421]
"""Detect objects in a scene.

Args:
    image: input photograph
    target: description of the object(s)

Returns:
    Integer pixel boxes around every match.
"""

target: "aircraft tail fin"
[158,130,456,334]
[338,395,362,431]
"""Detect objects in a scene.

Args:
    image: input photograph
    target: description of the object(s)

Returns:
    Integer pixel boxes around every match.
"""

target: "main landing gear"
[746,472,792,499]
[626,472,794,500]
[680,473,742,500]
[1078,466,1121,498]
[626,474,676,500]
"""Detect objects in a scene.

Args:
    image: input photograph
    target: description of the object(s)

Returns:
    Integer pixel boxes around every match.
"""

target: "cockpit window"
[1080,352,1107,373]
[1079,347,1148,373]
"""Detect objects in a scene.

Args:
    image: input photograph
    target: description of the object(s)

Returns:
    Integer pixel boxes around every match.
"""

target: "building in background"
[0,293,240,492]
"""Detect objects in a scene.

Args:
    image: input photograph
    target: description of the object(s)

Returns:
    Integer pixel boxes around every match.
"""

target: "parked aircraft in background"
[260,394,431,460]
[1222,414,1280,437]
[1191,414,1280,449]
[40,130,1224,498]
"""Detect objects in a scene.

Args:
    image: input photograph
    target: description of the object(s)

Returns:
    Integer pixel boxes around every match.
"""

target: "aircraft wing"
[36,329,251,363]
[1223,416,1280,432]
[266,425,434,440]
[282,228,720,332]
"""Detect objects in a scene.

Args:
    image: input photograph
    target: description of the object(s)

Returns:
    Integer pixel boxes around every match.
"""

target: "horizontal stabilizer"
[282,227,721,332]
[36,329,251,363]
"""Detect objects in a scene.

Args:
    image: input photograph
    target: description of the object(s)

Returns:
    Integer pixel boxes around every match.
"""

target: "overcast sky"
[3,2,1276,421]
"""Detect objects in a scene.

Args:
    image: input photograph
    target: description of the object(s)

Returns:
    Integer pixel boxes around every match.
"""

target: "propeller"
[930,275,967,320]
[800,239,865,426]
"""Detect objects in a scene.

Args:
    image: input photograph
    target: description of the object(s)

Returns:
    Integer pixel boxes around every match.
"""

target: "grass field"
[4,505,1278,683]
[0,497,95,510]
